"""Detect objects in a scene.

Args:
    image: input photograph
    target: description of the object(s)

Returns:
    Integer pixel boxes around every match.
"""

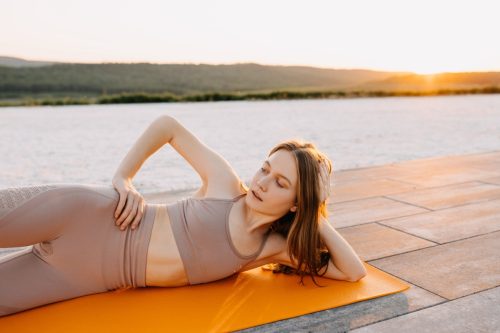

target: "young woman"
[0,115,366,317]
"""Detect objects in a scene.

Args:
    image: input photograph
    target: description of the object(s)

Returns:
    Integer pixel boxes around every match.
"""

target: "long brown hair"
[242,139,334,287]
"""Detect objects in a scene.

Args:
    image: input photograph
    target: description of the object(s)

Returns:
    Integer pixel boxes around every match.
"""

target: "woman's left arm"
[318,217,368,281]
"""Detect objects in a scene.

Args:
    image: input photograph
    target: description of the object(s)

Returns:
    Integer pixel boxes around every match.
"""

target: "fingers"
[115,191,133,225]
[130,201,145,230]
[117,193,138,229]
[114,191,127,219]
[115,192,144,231]
[119,200,139,230]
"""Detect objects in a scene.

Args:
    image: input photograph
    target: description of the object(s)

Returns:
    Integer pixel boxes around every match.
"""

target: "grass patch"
[1,86,499,107]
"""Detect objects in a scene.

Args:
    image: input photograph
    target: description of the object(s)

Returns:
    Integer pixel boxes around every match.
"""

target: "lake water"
[1,94,500,194]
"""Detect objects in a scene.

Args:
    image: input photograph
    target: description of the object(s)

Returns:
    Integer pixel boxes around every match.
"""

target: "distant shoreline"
[1,86,499,107]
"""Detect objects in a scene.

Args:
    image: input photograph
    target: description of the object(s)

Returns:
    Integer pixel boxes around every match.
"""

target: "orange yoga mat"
[0,262,410,332]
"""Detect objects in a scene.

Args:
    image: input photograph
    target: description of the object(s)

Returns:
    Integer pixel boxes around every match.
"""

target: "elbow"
[346,269,368,282]
[158,115,177,128]
[156,115,178,143]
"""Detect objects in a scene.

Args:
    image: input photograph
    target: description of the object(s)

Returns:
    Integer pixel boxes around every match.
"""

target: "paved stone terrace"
[2,150,499,332]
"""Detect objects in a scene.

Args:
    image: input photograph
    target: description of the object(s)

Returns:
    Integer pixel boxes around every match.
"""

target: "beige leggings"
[0,183,157,317]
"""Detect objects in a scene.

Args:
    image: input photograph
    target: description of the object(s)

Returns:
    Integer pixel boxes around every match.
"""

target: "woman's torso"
[145,203,188,287]
[145,186,281,287]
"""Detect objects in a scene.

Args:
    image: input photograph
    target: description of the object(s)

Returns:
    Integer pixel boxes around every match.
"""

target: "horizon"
[2,54,415,72]
[3,55,499,76]
[2,0,500,75]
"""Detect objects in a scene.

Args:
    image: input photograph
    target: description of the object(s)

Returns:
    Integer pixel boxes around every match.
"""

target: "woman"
[0,115,366,317]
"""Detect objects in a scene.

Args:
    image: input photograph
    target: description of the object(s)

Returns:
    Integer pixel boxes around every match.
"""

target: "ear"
[290,205,297,212]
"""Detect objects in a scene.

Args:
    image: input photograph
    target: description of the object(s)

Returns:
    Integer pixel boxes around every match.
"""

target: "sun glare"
[412,68,443,75]
[415,71,438,75]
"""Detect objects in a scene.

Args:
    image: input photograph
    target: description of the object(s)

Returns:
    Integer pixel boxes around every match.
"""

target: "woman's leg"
[0,183,156,317]
[0,183,109,317]
[0,247,89,316]
[0,184,66,247]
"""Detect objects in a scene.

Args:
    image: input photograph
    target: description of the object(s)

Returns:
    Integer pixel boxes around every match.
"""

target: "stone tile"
[236,283,446,333]
[457,150,500,160]
[368,231,500,300]
[329,179,422,203]
[391,150,500,170]
[355,151,500,188]
[385,164,500,188]
[333,165,403,183]
[386,181,500,210]
[447,151,500,173]
[336,223,436,261]
[328,197,430,228]
[480,177,500,186]
[332,150,500,188]
[468,162,500,174]
[399,283,447,314]
[378,198,500,243]
[351,286,500,333]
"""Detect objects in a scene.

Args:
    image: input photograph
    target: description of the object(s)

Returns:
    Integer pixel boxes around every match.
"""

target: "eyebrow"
[264,160,292,185]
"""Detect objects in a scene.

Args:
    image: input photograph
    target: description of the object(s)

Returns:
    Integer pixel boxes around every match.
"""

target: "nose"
[257,176,270,191]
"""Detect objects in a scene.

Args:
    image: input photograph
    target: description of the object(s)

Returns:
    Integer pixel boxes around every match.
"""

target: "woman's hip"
[29,183,157,290]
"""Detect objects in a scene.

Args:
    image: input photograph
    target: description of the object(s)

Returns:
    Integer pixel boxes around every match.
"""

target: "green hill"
[1,56,499,106]
[0,57,409,98]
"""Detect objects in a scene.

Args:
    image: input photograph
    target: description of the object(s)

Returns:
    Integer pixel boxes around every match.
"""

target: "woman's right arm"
[113,114,243,229]
[113,115,175,181]
[112,116,175,229]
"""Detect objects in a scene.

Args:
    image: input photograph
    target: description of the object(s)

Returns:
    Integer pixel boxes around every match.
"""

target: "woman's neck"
[240,199,274,236]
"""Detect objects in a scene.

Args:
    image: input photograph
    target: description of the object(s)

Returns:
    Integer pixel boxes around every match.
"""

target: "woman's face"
[247,149,298,215]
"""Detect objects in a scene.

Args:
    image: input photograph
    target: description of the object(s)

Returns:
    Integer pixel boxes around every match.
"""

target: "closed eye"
[260,167,284,188]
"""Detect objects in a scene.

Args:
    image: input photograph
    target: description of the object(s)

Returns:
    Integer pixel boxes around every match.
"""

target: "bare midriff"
[145,204,189,287]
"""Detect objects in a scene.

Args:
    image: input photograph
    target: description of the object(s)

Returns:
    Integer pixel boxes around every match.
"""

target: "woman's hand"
[112,176,146,231]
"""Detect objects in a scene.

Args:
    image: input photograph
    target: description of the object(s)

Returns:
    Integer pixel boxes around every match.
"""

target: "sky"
[1,0,500,74]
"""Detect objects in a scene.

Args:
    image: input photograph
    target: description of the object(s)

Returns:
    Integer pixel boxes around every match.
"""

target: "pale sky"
[1,0,500,74]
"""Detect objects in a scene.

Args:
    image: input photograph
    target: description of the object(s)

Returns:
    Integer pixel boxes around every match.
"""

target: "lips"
[252,190,263,201]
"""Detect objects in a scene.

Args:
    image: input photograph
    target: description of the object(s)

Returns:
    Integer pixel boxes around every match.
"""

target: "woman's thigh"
[0,247,92,317]
[29,184,126,290]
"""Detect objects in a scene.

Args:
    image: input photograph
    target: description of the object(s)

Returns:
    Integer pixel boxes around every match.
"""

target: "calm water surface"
[1,94,500,194]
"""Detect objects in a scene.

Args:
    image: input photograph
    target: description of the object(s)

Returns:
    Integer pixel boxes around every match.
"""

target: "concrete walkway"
[2,150,499,332]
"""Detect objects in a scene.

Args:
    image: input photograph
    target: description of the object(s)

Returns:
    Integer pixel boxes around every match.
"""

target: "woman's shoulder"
[239,232,286,272]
